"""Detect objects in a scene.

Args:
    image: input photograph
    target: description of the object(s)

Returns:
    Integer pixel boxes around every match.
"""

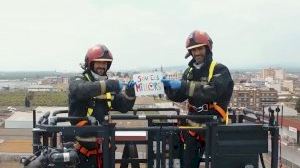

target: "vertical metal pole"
[51,133,57,148]
[209,121,218,168]
[176,109,180,116]
[42,132,48,147]
[276,106,280,125]
[32,110,36,128]
[161,132,166,168]
[103,130,110,168]
[168,132,174,168]
[238,114,244,123]
[269,107,279,168]
[297,131,300,145]
[269,107,275,126]
[110,127,116,168]
[156,130,161,168]
[179,131,184,168]
[262,106,265,124]
[205,127,210,168]
[281,105,283,128]
[231,108,237,123]
[120,143,129,168]
[32,128,41,153]
[271,127,279,168]
[147,119,154,168]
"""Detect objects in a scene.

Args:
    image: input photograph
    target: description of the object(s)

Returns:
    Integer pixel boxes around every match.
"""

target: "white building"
[282,80,294,92]
[27,85,58,92]
[262,68,285,80]
[274,69,285,80]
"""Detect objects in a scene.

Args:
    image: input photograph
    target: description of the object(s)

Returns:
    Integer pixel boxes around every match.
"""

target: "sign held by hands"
[133,72,164,96]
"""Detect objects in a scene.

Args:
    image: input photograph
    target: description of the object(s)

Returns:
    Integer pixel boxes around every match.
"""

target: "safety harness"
[186,60,229,124]
[183,60,229,144]
[74,120,103,168]
[74,72,113,168]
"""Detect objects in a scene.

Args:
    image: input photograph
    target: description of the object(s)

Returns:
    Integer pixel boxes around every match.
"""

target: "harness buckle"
[196,104,209,113]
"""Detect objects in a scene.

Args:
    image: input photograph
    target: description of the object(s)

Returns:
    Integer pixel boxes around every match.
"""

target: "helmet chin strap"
[91,70,108,81]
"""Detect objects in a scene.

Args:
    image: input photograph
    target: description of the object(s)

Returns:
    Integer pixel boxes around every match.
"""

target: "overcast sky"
[0,0,299,72]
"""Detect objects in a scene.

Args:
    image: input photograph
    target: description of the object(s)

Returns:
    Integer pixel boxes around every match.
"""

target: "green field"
[0,90,68,106]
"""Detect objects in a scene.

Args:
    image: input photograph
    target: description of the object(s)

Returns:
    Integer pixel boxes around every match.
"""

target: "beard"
[93,67,106,76]
[193,54,205,64]
[91,70,107,81]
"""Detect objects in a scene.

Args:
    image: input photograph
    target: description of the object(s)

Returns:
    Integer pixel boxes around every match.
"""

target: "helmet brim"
[186,44,207,50]
[92,59,113,62]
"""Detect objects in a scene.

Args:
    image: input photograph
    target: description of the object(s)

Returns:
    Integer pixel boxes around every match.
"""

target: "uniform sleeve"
[163,68,189,102]
[69,77,120,100]
[111,87,136,113]
[181,64,233,102]
[69,76,103,100]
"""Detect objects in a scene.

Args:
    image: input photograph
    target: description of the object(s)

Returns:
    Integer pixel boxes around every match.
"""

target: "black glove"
[125,80,136,97]
[105,79,123,93]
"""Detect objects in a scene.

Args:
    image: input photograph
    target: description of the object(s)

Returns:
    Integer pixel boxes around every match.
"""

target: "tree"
[116,72,122,77]
[296,98,300,114]
[124,72,129,78]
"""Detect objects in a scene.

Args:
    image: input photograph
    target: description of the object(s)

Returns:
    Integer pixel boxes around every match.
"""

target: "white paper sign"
[133,72,164,96]
[289,126,297,133]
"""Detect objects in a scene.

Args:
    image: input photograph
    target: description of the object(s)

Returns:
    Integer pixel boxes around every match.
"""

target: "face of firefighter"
[190,46,206,64]
[93,61,108,76]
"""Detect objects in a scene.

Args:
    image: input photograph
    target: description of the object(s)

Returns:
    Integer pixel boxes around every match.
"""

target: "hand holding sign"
[126,80,136,89]
[133,72,165,96]
[161,79,182,89]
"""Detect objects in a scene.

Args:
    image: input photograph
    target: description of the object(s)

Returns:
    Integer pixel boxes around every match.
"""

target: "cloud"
[0,0,299,71]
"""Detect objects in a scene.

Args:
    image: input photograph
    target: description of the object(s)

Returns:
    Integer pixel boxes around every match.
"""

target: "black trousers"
[183,132,205,168]
[77,153,100,168]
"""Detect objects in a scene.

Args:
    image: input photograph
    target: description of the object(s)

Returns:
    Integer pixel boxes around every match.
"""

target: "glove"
[125,80,136,97]
[161,79,181,89]
[126,80,136,89]
[105,80,123,93]
[118,80,124,91]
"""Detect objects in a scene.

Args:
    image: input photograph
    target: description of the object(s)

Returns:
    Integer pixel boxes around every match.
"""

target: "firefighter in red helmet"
[162,30,234,167]
[68,44,136,168]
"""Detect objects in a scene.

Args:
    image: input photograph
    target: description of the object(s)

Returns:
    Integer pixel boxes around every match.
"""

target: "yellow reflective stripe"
[208,60,217,82]
[88,93,112,116]
[225,112,229,125]
[106,92,112,100]
[107,101,112,109]
[95,94,114,100]
[187,67,193,79]
[95,94,106,99]
[85,73,93,116]
[106,92,112,109]
[84,73,92,81]
[178,126,203,129]
[87,108,93,116]
[99,81,106,94]
[188,81,196,97]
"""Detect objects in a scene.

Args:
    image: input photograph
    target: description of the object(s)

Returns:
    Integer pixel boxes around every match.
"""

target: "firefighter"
[68,44,136,168]
[161,30,234,167]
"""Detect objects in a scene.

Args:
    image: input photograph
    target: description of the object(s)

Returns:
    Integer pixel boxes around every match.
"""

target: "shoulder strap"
[84,73,92,81]
[208,60,217,82]
[183,66,193,80]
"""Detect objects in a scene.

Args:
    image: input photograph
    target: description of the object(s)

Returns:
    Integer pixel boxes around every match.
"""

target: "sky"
[0,0,299,72]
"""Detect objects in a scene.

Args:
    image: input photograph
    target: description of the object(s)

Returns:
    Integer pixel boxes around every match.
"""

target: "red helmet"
[84,44,113,70]
[185,30,213,58]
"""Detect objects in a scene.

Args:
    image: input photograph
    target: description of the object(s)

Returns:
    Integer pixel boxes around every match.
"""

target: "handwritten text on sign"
[133,72,164,96]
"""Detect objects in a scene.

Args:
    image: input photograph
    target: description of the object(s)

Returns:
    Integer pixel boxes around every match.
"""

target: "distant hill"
[0,71,78,80]
[1,66,299,80]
